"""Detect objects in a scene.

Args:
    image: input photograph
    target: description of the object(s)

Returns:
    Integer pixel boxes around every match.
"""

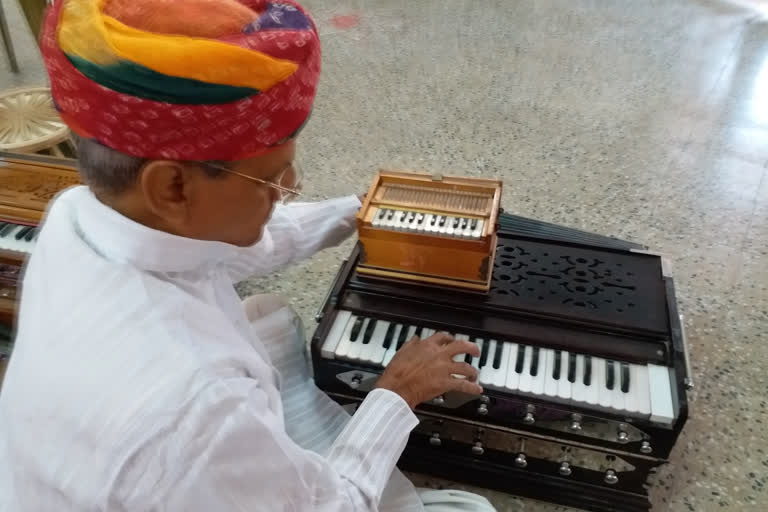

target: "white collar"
[71,186,236,273]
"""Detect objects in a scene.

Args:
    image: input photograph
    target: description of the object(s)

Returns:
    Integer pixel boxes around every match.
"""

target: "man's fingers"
[444,340,480,358]
[449,362,478,380]
[426,331,454,345]
[449,378,483,395]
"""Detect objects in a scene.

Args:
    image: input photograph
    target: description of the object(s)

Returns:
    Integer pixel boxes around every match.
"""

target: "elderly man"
[0,0,497,511]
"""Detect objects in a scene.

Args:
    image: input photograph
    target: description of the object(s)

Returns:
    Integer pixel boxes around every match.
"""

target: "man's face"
[126,140,299,248]
[189,141,298,247]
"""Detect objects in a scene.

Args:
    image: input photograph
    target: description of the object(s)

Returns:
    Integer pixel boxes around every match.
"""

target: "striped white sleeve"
[160,382,418,511]
[225,195,361,282]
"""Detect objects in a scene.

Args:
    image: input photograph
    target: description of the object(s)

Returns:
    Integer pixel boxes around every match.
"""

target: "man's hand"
[375,332,482,409]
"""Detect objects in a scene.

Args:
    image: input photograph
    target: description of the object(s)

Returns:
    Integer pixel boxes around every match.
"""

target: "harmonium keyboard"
[355,170,502,292]
[0,152,80,326]
[310,175,692,512]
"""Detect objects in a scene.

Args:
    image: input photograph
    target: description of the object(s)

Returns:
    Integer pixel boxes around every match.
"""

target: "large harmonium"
[310,173,692,512]
[0,151,80,327]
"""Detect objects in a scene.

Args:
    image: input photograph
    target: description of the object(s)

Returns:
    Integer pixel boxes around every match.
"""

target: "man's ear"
[138,160,194,224]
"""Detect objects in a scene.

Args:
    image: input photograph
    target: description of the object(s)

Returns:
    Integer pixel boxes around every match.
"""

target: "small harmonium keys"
[371,207,483,240]
[0,221,38,255]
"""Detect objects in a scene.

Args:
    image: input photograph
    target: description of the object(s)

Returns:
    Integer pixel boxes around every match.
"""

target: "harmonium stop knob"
[514,453,527,468]
[569,413,583,432]
[471,441,484,456]
[522,404,536,425]
[604,469,619,485]
[558,461,572,477]
[477,395,490,415]
[429,432,442,447]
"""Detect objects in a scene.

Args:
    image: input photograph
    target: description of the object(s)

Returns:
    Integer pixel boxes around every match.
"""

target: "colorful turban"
[40,0,320,161]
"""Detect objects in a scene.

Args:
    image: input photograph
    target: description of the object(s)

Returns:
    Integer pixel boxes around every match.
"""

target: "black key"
[620,363,630,393]
[400,211,408,221]
[407,211,416,223]
[515,345,526,373]
[0,223,15,236]
[439,216,447,227]
[0,222,7,230]
[430,215,438,225]
[583,355,592,386]
[361,319,377,344]
[461,218,469,229]
[414,326,424,338]
[606,360,615,390]
[382,323,397,349]
[470,219,478,230]
[567,353,577,383]
[493,342,504,369]
[416,213,425,224]
[396,326,410,349]
[24,228,37,241]
[378,209,387,219]
[530,347,540,376]
[15,226,33,241]
[452,217,460,228]
[553,350,562,380]
[349,316,364,341]
[479,340,490,368]
[464,352,473,364]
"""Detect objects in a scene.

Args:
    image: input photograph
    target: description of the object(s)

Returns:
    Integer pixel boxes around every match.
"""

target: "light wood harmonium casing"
[356,169,502,292]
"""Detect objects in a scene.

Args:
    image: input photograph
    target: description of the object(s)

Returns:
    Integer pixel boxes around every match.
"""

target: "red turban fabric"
[40,0,321,161]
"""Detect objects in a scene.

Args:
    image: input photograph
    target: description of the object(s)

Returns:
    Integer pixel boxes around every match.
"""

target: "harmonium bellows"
[356,170,503,292]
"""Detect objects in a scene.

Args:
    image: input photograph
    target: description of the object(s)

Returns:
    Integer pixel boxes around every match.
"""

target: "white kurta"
[0,185,496,512]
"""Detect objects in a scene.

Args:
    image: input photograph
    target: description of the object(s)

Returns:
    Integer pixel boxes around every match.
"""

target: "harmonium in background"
[311,169,692,512]
[0,152,80,382]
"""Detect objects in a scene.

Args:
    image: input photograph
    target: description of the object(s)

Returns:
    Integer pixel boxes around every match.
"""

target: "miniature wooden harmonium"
[356,170,503,292]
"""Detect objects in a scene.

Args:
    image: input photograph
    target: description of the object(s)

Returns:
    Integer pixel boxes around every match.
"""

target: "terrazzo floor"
[233,0,768,510]
[3,0,767,510]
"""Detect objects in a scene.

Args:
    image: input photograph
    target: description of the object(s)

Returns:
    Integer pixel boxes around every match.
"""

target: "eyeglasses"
[202,160,303,204]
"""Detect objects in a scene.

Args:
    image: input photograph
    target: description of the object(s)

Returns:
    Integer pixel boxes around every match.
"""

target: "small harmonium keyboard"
[371,208,485,240]
[320,310,675,424]
[355,169,503,291]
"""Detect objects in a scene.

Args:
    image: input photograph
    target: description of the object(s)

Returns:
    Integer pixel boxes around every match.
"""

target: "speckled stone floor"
[233,0,768,510]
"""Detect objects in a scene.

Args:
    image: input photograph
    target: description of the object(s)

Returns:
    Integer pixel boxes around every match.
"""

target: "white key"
[609,361,625,412]
[491,342,511,389]
[347,318,369,361]
[402,211,417,233]
[571,354,587,405]
[518,346,534,394]
[648,364,675,424]
[460,218,473,238]
[633,364,651,416]
[321,310,353,358]
[334,315,362,360]
[414,213,428,233]
[383,210,397,229]
[444,216,457,236]
[470,219,484,239]
[543,349,559,399]
[479,339,497,386]
[582,356,599,405]
[382,324,403,367]
[470,338,484,371]
[422,213,435,233]
[556,351,572,401]
[393,210,407,231]
[365,320,391,366]
[529,348,546,396]
[596,357,612,409]
[504,343,520,392]
[453,334,470,363]
[0,224,35,254]
[371,207,385,227]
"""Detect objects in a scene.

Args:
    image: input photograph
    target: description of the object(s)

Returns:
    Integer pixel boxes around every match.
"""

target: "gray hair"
[74,135,223,196]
